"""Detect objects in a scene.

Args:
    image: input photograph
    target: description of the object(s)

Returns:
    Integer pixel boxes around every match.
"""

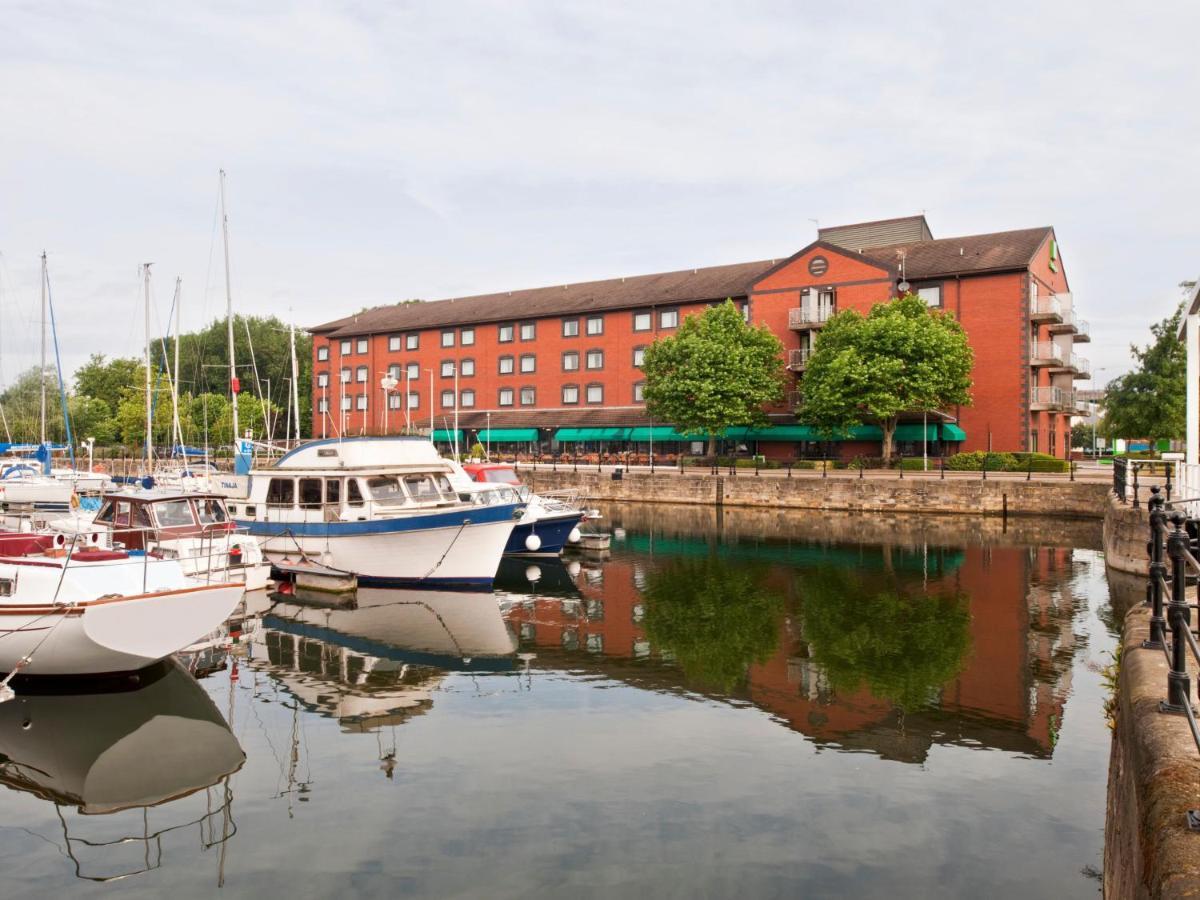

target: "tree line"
[0,314,312,450]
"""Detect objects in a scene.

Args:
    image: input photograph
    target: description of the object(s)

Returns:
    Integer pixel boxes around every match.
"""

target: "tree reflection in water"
[642,556,784,692]
[798,568,972,712]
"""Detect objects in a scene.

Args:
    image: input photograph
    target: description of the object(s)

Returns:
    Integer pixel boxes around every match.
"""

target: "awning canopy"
[554,427,631,442]
[743,425,884,442]
[478,428,538,442]
[942,424,967,441]
[893,423,967,441]
[431,429,463,443]
[627,426,696,442]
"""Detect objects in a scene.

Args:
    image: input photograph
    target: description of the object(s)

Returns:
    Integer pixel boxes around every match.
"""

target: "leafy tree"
[798,568,972,712]
[68,395,115,444]
[1071,421,1098,453]
[641,555,784,692]
[1102,302,1185,444]
[641,300,785,456]
[113,370,193,448]
[74,354,141,414]
[799,294,973,460]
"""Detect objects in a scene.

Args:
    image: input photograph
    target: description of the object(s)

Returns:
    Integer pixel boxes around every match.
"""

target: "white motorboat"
[0,534,244,677]
[228,437,523,590]
[450,461,586,555]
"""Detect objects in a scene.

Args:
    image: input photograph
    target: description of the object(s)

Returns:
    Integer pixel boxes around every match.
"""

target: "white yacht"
[228,437,523,589]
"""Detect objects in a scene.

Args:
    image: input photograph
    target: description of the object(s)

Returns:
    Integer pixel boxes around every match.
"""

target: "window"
[340,367,351,383]
[460,358,475,377]
[633,311,652,332]
[586,384,603,404]
[407,392,419,409]
[660,309,679,329]
[562,351,580,371]
[367,475,407,504]
[298,478,322,510]
[347,479,364,507]
[387,364,401,380]
[325,478,341,505]
[340,339,352,355]
[441,360,455,377]
[197,498,228,524]
[586,349,604,370]
[498,355,515,375]
[586,315,604,336]
[562,384,579,404]
[520,354,536,373]
[388,393,402,410]
[461,389,475,408]
[406,362,419,381]
[917,284,943,307]
[441,390,455,408]
[317,372,329,387]
[633,346,646,367]
[356,394,367,410]
[356,366,368,383]
[441,330,455,348]
[520,387,535,406]
[461,327,475,346]
[406,333,419,350]
[633,381,645,402]
[499,388,514,406]
[520,322,536,341]
[317,346,329,361]
[562,318,580,337]
[341,395,352,411]
[357,338,368,354]
[318,398,328,413]
[388,335,401,351]
[499,323,514,342]
[267,478,295,507]
[157,499,196,527]
[1031,430,1039,453]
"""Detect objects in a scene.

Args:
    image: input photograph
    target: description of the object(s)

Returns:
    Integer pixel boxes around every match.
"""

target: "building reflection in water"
[499,504,1092,763]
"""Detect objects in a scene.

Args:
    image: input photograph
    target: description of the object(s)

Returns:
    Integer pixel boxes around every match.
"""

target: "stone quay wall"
[1105,496,1152,576]
[1106,606,1200,898]
[523,468,1111,520]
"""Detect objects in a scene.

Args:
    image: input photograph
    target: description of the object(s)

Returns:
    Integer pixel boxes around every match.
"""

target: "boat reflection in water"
[0,660,244,882]
[241,588,519,734]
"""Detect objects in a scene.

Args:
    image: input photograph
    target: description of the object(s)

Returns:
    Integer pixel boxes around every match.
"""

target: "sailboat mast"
[143,263,153,473]
[172,276,183,454]
[220,170,239,445]
[39,252,46,446]
[289,320,300,443]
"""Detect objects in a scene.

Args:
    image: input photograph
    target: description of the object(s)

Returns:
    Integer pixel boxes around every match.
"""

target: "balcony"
[1030,341,1064,366]
[788,306,834,330]
[1075,394,1093,415]
[1030,295,1062,323]
[788,348,813,371]
[1047,309,1077,335]
[1072,355,1091,379]
[1074,318,1091,342]
[787,390,802,409]
[1029,386,1069,411]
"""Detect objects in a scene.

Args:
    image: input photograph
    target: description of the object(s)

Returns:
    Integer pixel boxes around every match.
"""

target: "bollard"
[1162,511,1193,713]
[1145,488,1167,648]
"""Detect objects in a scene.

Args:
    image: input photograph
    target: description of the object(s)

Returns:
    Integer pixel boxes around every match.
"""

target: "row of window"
[316,309,682,361]
[318,381,644,413]
[317,346,649,388]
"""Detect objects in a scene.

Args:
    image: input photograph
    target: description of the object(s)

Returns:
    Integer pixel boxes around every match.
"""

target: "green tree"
[641,556,784,692]
[1102,302,1185,445]
[74,354,141,414]
[1071,420,1097,453]
[798,568,972,711]
[641,300,785,456]
[68,395,115,444]
[799,294,973,460]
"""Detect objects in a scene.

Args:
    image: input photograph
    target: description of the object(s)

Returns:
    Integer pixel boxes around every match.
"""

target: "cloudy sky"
[1,1,1197,387]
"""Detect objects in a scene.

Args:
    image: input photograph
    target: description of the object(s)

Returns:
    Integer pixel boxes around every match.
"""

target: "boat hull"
[505,511,586,556]
[0,583,245,676]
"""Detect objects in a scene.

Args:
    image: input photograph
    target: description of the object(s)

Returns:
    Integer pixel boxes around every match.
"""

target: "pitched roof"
[312,259,776,337]
[860,227,1052,280]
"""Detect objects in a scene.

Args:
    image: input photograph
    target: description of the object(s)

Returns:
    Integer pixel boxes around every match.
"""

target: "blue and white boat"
[449,462,585,556]
[227,437,523,590]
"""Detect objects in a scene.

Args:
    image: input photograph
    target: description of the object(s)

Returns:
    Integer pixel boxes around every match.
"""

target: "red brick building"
[309,215,1087,459]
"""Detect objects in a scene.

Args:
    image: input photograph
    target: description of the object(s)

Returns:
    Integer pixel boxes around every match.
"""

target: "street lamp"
[381,373,398,434]
[1091,366,1110,457]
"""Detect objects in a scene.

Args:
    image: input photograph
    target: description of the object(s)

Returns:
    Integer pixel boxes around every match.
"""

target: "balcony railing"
[1047,309,1077,334]
[1029,386,1069,410]
[1074,318,1091,342]
[788,348,813,370]
[1072,355,1091,379]
[788,306,834,329]
[1030,295,1062,323]
[1031,341,1064,365]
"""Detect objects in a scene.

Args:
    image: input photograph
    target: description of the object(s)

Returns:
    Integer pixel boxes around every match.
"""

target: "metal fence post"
[898,452,904,479]
[940,455,945,480]
[1166,462,1173,503]
[1070,459,1075,482]
[1163,511,1193,713]
[1145,488,1167,649]
[786,462,792,479]
[822,458,828,479]
[982,454,988,481]
[1133,464,1141,508]
[1027,456,1032,482]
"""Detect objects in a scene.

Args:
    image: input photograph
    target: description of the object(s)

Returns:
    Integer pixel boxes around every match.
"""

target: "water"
[0,504,1126,899]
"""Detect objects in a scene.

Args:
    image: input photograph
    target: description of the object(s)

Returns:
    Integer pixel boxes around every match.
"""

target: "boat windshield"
[366,476,407,504]
[156,499,196,528]
[400,473,456,504]
[480,468,521,485]
[196,498,229,525]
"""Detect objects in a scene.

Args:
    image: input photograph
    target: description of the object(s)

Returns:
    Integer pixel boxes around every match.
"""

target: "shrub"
[1009,452,1070,473]
[945,451,1019,471]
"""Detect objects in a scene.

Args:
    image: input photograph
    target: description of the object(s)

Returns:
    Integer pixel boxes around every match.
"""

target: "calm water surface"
[0,505,1125,899]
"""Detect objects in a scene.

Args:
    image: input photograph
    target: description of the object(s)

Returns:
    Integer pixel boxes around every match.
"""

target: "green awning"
[478,428,538,442]
[742,425,884,442]
[628,426,693,441]
[942,424,966,441]
[431,429,463,443]
[894,424,939,441]
[553,427,632,442]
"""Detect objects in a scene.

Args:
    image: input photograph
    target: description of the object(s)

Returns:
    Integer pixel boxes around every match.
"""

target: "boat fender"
[70,493,80,509]
[525,564,542,584]
[568,527,582,544]
[524,533,542,552]
[53,533,66,548]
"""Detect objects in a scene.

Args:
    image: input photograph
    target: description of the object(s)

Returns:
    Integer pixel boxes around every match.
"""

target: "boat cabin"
[461,463,522,486]
[95,491,234,551]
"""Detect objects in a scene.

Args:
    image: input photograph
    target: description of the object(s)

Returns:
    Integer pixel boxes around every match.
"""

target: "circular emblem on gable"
[808,256,829,277]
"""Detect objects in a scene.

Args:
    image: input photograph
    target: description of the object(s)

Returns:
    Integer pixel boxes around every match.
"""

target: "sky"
[1,0,1197,389]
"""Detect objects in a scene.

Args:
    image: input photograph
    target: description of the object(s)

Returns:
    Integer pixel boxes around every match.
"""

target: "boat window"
[366,476,407,503]
[267,478,295,507]
[95,500,116,524]
[434,475,455,496]
[482,468,521,485]
[402,474,443,501]
[157,500,196,528]
[134,505,153,528]
[347,479,364,507]
[298,478,323,510]
[325,478,341,505]
[196,498,229,524]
